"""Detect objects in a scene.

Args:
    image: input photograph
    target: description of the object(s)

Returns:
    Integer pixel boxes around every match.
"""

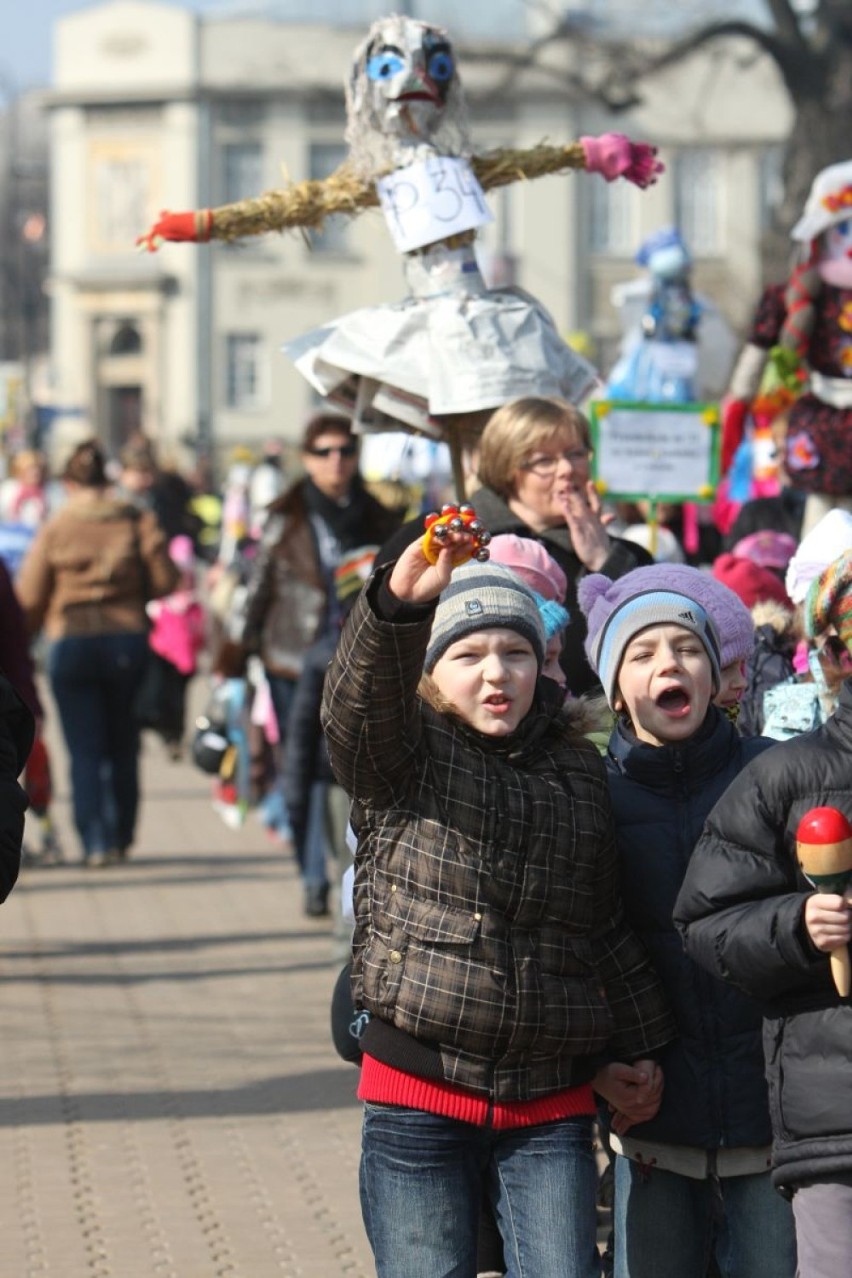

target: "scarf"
[302,476,371,556]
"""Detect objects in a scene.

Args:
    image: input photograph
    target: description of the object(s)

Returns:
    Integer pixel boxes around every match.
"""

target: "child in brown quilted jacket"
[321,523,674,1278]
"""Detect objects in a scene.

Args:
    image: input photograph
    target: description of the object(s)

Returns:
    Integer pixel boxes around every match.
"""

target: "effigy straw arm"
[211,168,380,240]
[472,142,589,192]
[210,144,589,240]
[137,142,595,250]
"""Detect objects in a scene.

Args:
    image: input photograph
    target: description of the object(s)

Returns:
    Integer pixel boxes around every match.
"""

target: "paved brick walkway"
[0,692,372,1278]
[1,684,614,1277]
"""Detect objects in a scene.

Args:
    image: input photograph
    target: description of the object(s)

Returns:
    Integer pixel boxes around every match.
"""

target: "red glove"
[136,209,214,253]
[720,397,750,474]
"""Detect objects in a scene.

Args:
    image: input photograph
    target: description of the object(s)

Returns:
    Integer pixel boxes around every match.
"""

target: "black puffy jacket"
[606,707,776,1148]
[0,673,34,901]
[675,678,852,1190]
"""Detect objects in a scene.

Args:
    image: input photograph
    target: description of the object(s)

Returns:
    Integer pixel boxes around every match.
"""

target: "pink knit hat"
[712,553,791,613]
[731,530,797,572]
[486,534,568,603]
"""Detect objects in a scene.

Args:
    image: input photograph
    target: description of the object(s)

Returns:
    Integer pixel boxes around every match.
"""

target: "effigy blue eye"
[428,52,454,82]
[367,53,405,81]
[836,219,852,238]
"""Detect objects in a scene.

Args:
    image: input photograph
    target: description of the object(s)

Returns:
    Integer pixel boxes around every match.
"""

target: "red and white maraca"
[796,806,852,997]
[421,503,491,567]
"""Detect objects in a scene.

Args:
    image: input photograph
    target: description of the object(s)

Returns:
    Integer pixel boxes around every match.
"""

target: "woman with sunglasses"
[237,414,401,912]
[470,397,653,696]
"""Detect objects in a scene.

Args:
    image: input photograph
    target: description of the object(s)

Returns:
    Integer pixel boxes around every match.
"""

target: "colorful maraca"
[422,503,491,567]
[796,806,852,997]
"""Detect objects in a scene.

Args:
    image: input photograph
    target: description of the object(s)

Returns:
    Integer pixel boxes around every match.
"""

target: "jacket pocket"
[361,890,483,1041]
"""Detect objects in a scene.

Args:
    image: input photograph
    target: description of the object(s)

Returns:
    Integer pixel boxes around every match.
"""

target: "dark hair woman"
[16,440,179,866]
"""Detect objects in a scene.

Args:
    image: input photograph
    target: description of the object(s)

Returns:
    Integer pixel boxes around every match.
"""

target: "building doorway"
[107,385,143,448]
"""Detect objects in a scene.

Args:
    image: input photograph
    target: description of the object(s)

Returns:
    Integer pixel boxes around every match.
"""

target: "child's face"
[542,633,566,687]
[430,627,538,737]
[615,623,714,747]
[715,659,747,709]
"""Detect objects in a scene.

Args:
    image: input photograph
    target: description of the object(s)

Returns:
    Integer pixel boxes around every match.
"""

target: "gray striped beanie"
[424,562,546,673]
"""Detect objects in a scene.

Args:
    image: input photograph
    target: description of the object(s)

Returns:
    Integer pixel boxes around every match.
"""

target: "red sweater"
[359,1054,596,1129]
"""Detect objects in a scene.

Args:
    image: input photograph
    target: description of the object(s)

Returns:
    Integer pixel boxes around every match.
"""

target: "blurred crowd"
[0,399,849,914]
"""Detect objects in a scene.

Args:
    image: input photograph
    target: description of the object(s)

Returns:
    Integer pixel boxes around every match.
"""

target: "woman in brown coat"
[16,440,178,867]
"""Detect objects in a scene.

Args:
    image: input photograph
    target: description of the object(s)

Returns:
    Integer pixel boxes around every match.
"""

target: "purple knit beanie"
[660,564,756,667]
[580,562,754,669]
[577,565,723,706]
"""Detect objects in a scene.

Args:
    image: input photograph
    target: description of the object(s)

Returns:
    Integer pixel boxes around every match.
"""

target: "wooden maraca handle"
[830,946,851,998]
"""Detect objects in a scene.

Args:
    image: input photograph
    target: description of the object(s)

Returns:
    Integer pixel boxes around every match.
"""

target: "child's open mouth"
[656,687,691,716]
[484,694,511,714]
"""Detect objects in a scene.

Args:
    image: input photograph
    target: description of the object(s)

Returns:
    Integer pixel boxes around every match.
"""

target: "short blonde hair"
[11,449,46,479]
[476,397,591,498]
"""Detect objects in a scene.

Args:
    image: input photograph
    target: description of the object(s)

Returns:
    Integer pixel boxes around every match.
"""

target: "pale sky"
[4,0,524,91]
[4,0,770,93]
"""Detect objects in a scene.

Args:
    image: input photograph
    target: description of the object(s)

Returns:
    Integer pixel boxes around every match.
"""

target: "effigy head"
[791,159,852,289]
[635,227,691,280]
[345,14,470,175]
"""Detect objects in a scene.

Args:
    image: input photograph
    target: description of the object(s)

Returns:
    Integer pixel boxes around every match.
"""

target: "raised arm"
[321,527,476,806]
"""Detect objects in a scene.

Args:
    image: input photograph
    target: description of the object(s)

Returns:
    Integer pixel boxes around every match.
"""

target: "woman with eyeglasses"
[470,397,653,696]
[236,414,401,913]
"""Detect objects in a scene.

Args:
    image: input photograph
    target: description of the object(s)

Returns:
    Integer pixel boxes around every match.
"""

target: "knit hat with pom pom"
[804,550,852,654]
[577,566,722,707]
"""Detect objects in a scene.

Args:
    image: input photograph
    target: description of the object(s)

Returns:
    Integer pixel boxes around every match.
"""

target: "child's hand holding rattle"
[389,504,491,604]
[422,504,491,567]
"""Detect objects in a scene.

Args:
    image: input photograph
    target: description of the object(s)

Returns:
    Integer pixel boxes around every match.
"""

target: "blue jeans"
[266,672,296,740]
[302,781,329,890]
[48,632,148,859]
[614,1154,796,1278]
[360,1104,601,1278]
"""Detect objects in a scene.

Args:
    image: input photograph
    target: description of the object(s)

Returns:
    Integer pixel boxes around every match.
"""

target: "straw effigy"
[138,142,591,249]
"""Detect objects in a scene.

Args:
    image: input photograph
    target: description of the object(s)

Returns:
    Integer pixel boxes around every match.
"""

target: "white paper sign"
[377,156,493,253]
[594,405,716,499]
[644,340,699,380]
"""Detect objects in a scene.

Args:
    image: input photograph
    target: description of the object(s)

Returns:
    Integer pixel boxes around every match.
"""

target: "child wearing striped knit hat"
[321,526,675,1277]
[804,550,852,713]
[805,549,852,656]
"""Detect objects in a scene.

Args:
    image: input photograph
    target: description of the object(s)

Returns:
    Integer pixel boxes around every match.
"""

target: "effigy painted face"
[363,17,455,137]
[367,23,454,111]
[819,216,852,289]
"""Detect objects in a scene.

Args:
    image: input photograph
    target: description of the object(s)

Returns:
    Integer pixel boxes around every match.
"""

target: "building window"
[222,142,263,205]
[225,334,265,410]
[309,143,350,254]
[589,178,636,254]
[217,100,265,129]
[675,148,723,255]
[110,322,142,355]
[759,145,784,231]
[89,142,159,252]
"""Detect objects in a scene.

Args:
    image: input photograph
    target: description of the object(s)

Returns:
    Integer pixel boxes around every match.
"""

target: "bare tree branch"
[765,0,809,50]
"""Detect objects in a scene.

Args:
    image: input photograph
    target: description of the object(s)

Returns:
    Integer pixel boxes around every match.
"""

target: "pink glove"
[580,134,663,189]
